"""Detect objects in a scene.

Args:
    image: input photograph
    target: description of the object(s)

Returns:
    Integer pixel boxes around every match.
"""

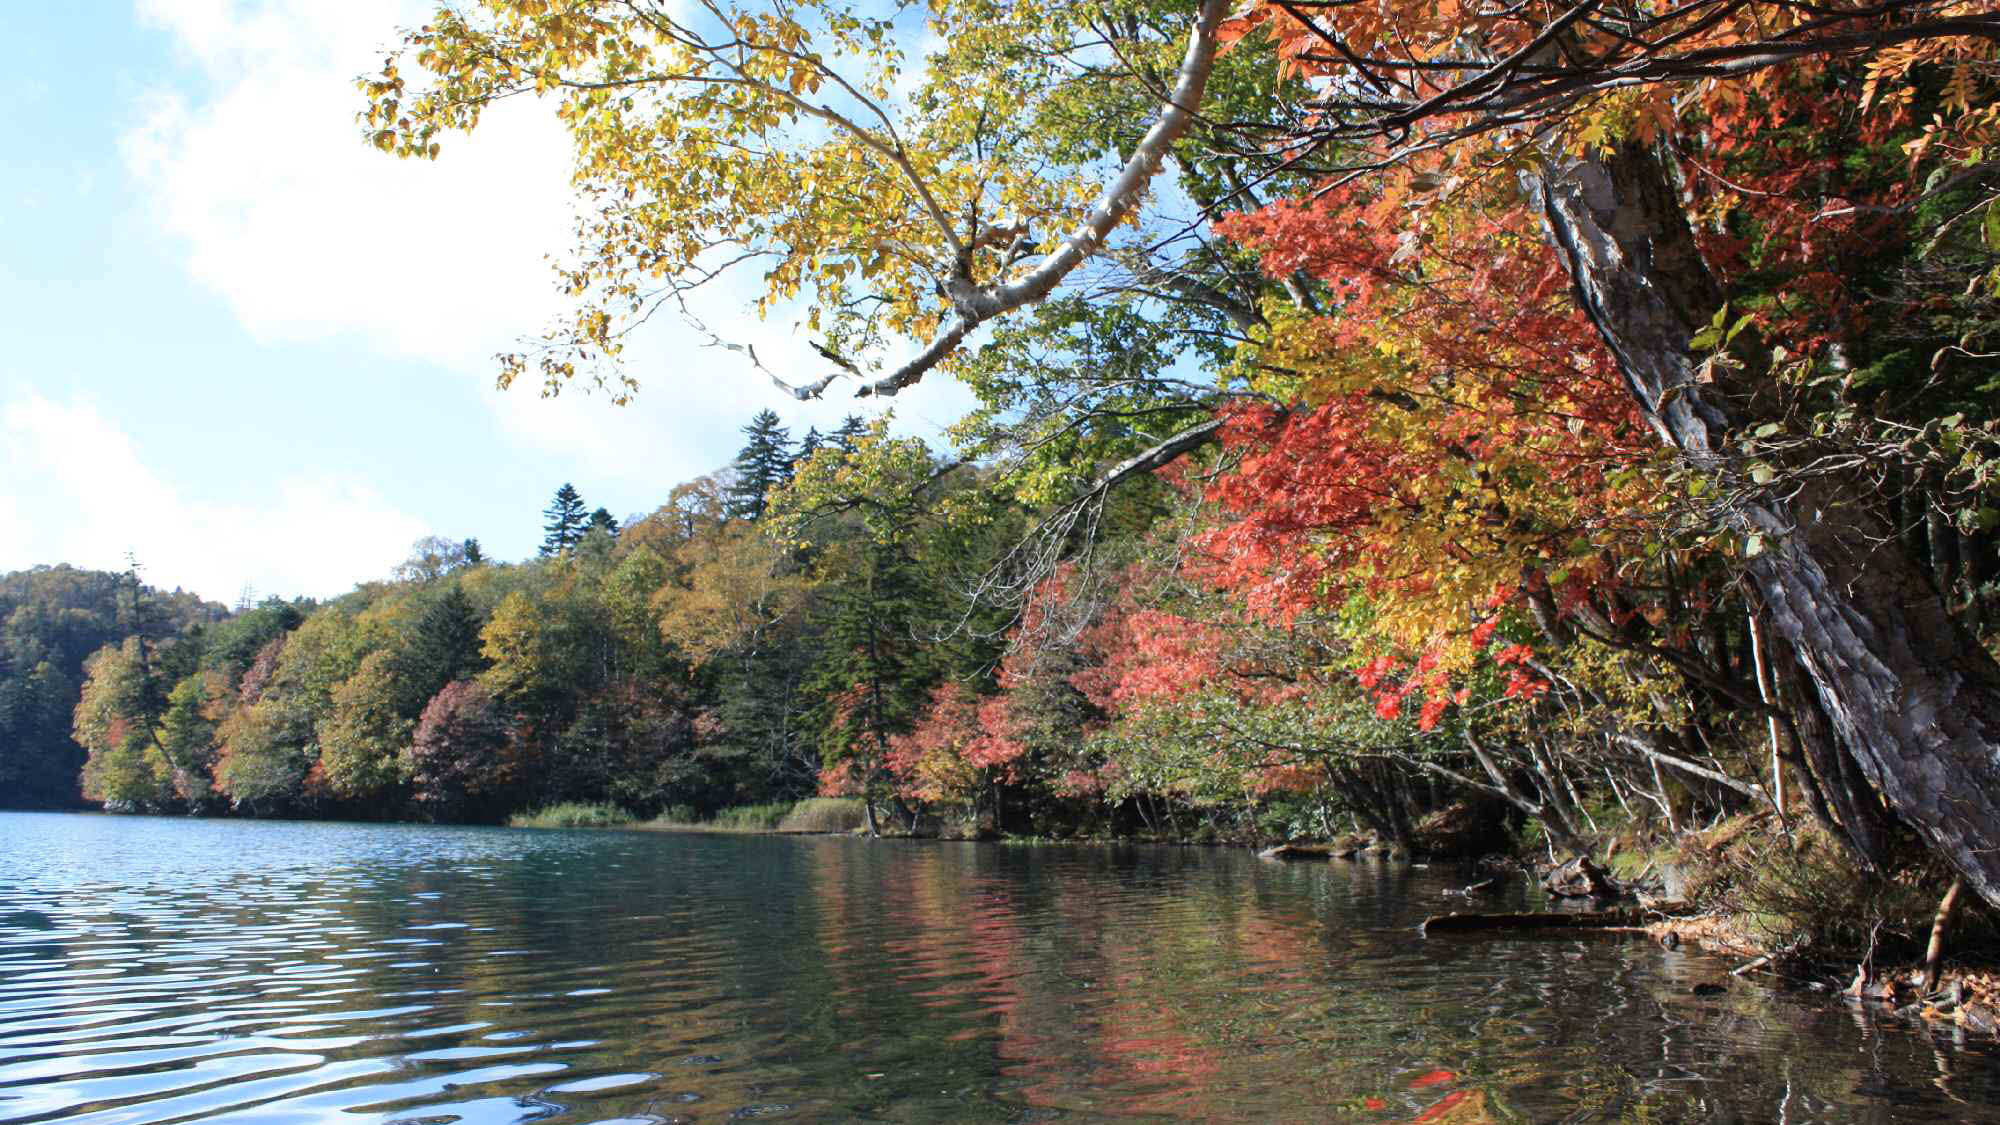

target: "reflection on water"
[2,813,1998,1124]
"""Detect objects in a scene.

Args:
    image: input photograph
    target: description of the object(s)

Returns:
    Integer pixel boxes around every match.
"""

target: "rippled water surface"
[4,813,2000,1123]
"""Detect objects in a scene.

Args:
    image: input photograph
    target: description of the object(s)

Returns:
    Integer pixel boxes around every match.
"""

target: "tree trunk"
[1531,142,2000,909]
[1772,632,1898,871]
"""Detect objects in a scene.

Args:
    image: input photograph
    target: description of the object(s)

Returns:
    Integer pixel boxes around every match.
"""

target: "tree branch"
[845,0,1233,399]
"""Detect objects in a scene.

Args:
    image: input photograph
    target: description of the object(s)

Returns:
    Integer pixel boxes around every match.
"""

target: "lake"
[2,812,1997,1123]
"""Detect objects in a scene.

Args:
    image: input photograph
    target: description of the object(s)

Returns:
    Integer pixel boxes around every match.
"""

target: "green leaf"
[1750,463,1777,485]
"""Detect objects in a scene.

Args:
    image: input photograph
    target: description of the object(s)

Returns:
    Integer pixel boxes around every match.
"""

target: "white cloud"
[122,0,981,487]
[125,0,575,372]
[1,391,426,603]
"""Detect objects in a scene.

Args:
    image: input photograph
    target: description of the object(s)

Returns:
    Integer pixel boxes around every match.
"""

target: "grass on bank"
[640,797,868,835]
[776,797,868,833]
[509,802,637,829]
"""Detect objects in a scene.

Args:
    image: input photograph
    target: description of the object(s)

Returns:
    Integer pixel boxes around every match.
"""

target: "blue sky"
[1,1,975,605]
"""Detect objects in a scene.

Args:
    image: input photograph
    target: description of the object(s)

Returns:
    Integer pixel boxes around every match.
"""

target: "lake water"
[2,813,1997,1124]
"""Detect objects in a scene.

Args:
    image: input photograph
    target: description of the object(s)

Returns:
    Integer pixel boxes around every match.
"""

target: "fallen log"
[1421,905,1692,936]
[1730,951,1779,977]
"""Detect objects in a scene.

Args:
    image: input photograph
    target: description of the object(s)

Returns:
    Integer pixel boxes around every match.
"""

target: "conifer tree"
[795,426,823,464]
[397,583,486,708]
[586,508,619,537]
[540,483,589,556]
[830,415,867,456]
[728,410,794,521]
[807,534,935,836]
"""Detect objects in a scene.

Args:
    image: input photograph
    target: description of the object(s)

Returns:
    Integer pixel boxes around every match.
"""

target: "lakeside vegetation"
[506,796,869,833]
[9,0,2000,982]
[509,801,637,829]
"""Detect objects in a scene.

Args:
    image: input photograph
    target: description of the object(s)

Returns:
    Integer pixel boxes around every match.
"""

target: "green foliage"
[509,801,637,828]
[706,802,797,831]
[3,565,225,808]
[393,583,487,710]
[320,650,414,801]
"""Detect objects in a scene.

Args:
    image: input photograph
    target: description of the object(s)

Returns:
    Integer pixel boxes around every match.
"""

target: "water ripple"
[5,814,2000,1123]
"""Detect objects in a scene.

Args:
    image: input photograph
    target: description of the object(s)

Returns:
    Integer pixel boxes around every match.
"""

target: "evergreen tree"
[728,410,794,521]
[587,507,619,537]
[462,538,485,565]
[540,483,589,555]
[395,584,487,711]
[807,534,936,835]
[795,426,823,464]
[830,414,867,456]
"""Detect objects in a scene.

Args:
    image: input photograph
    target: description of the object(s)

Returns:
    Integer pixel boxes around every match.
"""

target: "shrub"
[708,802,796,831]
[777,797,867,834]
[510,801,636,828]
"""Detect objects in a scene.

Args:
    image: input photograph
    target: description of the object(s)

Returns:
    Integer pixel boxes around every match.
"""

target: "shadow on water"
[3,812,1999,1123]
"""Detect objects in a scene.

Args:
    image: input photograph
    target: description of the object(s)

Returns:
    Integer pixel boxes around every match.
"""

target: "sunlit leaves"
[363,0,1130,397]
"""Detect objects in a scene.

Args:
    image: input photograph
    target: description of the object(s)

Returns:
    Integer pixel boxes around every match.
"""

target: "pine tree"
[462,538,485,566]
[395,584,486,711]
[586,507,619,537]
[830,414,867,456]
[540,483,589,556]
[806,533,937,836]
[795,426,823,464]
[727,409,795,521]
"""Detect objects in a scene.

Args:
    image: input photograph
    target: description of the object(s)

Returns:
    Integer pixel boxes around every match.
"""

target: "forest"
[9,0,2000,960]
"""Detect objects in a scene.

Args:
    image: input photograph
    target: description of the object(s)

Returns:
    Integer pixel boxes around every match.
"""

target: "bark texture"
[1532,142,2000,909]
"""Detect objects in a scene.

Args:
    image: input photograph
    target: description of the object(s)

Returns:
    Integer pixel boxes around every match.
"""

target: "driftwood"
[1920,878,1966,995]
[1421,904,1692,936]
[1730,951,1780,977]
[1257,843,1325,861]
[1542,856,1618,898]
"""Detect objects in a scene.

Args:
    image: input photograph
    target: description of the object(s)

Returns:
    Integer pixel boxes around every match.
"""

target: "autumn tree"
[656,517,816,794]
[829,416,867,456]
[74,639,175,809]
[320,650,415,801]
[1200,0,2000,901]
[409,679,515,819]
[361,0,2000,899]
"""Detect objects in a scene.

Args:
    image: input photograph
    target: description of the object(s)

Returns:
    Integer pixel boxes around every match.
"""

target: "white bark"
[776,0,1233,400]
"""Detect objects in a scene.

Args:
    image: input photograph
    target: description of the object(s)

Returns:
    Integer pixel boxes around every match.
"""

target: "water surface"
[2,812,1996,1123]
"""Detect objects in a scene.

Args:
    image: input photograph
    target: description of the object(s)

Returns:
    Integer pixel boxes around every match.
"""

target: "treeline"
[52,413,1017,826]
